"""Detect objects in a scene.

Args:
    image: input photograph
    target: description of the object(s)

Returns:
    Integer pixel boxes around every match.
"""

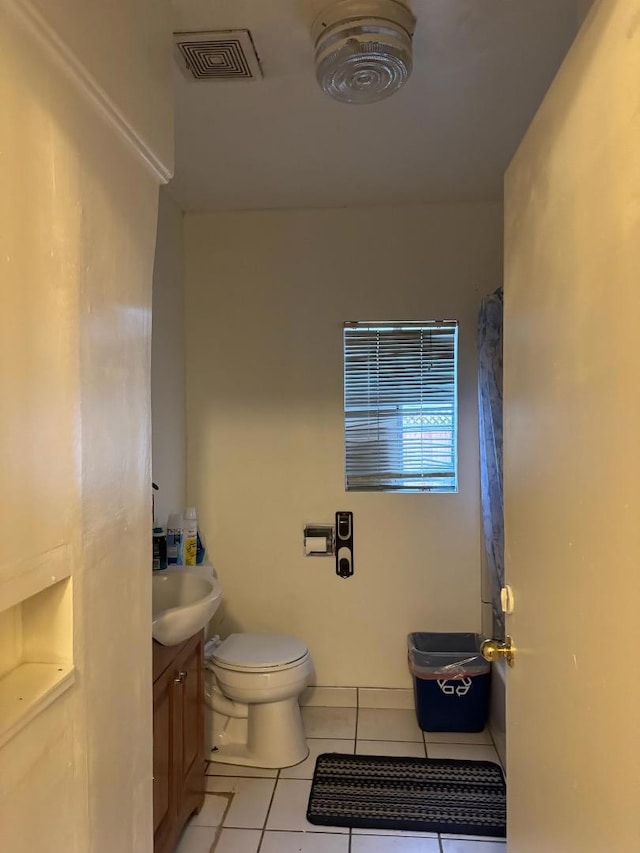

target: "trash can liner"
[408,632,491,733]
[407,632,490,680]
[410,656,487,679]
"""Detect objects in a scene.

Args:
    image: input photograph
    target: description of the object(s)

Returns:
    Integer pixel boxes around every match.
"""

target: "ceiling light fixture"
[312,0,416,105]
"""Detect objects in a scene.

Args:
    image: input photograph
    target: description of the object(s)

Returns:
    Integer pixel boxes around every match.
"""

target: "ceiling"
[168,0,578,212]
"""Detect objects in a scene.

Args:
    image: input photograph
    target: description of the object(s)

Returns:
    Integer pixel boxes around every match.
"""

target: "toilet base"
[208,696,309,769]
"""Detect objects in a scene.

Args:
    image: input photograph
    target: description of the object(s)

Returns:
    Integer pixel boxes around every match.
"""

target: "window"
[343,320,458,493]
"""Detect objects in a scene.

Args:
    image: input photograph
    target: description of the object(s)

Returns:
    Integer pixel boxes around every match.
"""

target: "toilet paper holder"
[303,524,335,557]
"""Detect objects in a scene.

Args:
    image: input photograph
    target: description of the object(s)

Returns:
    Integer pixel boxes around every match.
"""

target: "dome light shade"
[312,0,416,105]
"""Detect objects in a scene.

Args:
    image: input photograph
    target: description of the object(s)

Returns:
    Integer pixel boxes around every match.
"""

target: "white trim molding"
[4,0,173,183]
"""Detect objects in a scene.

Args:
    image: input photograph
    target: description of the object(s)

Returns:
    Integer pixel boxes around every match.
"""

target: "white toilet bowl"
[205,633,313,768]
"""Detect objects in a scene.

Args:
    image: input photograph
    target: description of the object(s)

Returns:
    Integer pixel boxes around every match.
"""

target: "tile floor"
[176,703,506,853]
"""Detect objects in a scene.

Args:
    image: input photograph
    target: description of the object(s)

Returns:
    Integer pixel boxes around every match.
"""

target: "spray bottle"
[183,507,198,566]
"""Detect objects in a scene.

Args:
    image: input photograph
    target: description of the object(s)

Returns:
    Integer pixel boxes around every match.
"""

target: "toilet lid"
[213,633,308,670]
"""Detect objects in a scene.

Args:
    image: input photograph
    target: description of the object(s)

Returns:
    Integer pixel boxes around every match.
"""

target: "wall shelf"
[0,662,75,749]
[0,565,74,748]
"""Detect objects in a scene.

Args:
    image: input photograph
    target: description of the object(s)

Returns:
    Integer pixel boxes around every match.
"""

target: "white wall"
[28,0,173,175]
[185,203,503,687]
[0,1,171,850]
[152,190,187,525]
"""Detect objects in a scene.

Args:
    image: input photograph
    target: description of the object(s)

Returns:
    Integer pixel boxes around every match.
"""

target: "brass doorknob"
[481,635,515,667]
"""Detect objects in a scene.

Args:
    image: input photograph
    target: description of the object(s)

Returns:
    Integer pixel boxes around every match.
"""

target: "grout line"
[423,737,494,745]
[306,736,354,741]
[209,792,234,852]
[305,735,356,741]
[357,737,424,743]
[255,829,352,835]
[256,771,279,852]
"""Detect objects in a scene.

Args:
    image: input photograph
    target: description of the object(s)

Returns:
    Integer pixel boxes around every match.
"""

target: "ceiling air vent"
[174,29,262,81]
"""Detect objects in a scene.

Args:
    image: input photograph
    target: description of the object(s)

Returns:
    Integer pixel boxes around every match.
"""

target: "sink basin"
[152,568,223,646]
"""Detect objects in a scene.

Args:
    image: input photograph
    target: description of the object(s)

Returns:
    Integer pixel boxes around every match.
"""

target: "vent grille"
[174,30,262,81]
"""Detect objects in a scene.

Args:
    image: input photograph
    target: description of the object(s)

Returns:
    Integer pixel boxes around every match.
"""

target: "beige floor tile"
[214,828,262,853]
[206,760,277,778]
[351,835,440,851]
[353,828,439,839]
[425,743,501,764]
[440,834,507,842]
[300,686,358,707]
[281,738,355,779]
[205,776,275,829]
[357,708,423,742]
[260,830,350,852]
[188,793,228,828]
[440,840,506,852]
[302,706,357,739]
[174,825,217,853]
[266,778,345,833]
[358,688,415,709]
[355,739,425,758]
[422,729,493,746]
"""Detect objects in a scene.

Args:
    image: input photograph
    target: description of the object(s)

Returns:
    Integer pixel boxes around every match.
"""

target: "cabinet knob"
[174,670,188,684]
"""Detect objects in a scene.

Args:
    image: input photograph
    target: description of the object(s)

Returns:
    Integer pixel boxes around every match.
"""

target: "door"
[503,1,640,850]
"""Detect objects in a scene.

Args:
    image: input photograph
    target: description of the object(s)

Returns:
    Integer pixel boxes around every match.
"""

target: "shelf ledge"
[0,662,75,749]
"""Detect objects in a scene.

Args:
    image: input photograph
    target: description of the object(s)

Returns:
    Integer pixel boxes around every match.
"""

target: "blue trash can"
[408,632,490,733]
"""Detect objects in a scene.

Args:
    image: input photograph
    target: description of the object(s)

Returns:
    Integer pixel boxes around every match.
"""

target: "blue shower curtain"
[478,287,505,637]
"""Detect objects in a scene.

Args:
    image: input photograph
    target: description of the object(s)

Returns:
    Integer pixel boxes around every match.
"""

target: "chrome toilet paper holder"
[303,524,335,556]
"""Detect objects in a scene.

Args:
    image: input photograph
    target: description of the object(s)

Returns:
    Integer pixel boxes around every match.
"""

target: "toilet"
[204,632,313,768]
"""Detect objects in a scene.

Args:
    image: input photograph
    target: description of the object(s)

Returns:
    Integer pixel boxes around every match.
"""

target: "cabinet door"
[174,631,205,827]
[152,665,175,848]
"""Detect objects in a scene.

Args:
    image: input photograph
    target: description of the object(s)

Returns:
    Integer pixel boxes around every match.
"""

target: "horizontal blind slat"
[344,321,458,493]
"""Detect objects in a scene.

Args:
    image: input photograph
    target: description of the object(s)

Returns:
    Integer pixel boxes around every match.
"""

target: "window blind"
[344,321,458,493]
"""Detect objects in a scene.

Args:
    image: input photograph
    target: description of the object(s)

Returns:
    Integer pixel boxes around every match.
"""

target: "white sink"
[152,567,223,647]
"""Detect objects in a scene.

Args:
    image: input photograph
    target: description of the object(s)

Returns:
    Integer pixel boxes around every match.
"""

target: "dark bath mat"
[307,752,506,838]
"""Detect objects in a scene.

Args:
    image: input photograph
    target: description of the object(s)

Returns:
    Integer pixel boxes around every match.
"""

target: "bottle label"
[184,536,197,566]
[167,530,179,564]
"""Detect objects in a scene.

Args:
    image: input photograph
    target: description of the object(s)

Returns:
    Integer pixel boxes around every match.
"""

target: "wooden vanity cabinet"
[153,630,205,853]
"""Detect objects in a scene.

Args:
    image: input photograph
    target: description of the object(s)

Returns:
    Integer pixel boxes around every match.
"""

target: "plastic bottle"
[166,513,182,565]
[183,507,198,566]
[152,526,167,571]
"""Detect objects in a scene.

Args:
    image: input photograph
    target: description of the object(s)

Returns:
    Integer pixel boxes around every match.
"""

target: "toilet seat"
[212,633,309,673]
